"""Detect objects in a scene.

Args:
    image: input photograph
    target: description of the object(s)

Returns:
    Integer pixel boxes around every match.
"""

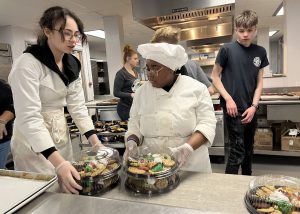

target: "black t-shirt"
[113,67,137,108]
[0,79,14,143]
[216,41,269,112]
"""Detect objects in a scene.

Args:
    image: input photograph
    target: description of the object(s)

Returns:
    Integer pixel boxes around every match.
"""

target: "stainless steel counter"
[17,172,253,214]
[17,193,223,214]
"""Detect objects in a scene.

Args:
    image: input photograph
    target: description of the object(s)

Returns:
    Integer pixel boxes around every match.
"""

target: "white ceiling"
[0,0,283,53]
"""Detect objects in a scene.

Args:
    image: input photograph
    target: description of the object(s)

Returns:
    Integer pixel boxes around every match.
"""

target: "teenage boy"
[211,10,269,175]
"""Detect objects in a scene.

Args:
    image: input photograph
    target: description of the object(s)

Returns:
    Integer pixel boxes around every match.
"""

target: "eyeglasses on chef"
[143,65,164,77]
[53,29,82,42]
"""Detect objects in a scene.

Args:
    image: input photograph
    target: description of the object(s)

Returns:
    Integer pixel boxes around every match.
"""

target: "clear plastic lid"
[246,175,300,213]
[126,146,179,178]
[74,147,121,179]
[80,147,120,164]
[249,175,300,190]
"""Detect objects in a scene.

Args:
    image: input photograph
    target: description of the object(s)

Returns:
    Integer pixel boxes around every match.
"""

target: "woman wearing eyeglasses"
[8,6,103,194]
[123,43,217,173]
[113,45,139,121]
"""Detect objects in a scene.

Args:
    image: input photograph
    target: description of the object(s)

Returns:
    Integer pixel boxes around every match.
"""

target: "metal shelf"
[208,147,225,156]
[97,132,125,136]
[254,149,300,157]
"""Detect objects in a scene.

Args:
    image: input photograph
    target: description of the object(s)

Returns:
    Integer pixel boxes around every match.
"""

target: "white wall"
[0,25,36,61]
[89,46,106,61]
[0,26,12,44]
[103,16,124,95]
[263,0,300,88]
[270,41,279,74]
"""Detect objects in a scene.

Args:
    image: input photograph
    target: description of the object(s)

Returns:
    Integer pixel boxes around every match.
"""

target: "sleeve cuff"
[41,147,57,159]
[84,129,97,139]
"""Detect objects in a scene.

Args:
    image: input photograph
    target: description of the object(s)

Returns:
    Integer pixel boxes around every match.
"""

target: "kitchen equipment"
[0,169,57,214]
[132,0,234,43]
[0,43,13,81]
[208,110,225,157]
[96,104,120,121]
[73,147,121,196]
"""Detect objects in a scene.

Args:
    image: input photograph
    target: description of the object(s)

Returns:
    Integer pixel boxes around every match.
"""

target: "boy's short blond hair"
[150,26,181,44]
[235,10,258,29]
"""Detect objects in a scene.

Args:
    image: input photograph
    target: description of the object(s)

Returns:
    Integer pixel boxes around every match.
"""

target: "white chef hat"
[137,43,188,71]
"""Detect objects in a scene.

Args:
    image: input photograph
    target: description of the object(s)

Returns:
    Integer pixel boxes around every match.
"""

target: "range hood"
[132,0,235,47]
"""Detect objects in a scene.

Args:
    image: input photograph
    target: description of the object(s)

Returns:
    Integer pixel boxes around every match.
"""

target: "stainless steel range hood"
[132,0,235,46]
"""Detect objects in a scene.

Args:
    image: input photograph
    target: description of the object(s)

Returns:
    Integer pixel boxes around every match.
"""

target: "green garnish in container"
[151,163,163,172]
[276,201,293,214]
[85,165,93,172]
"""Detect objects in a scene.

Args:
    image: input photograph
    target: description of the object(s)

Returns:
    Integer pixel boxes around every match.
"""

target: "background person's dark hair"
[123,44,137,64]
[37,6,87,45]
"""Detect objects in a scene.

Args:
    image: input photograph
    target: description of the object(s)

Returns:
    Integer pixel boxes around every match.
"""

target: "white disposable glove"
[0,123,7,140]
[55,161,82,194]
[169,143,194,167]
[123,140,138,164]
[91,141,105,151]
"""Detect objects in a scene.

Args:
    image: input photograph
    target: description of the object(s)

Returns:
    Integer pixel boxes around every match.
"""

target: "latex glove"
[169,143,194,167]
[88,134,104,151]
[0,123,7,140]
[91,141,105,151]
[55,161,82,194]
[123,140,138,164]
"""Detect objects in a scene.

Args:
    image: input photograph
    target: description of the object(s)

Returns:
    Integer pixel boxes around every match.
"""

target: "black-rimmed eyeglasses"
[53,29,82,42]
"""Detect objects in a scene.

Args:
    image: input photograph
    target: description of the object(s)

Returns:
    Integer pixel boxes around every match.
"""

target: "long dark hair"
[37,6,87,45]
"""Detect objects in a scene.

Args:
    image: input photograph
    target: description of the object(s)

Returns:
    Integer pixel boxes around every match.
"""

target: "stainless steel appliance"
[209,110,225,156]
[131,0,234,46]
[0,43,13,81]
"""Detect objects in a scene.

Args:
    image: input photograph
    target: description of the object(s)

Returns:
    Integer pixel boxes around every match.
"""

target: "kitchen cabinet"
[91,60,110,95]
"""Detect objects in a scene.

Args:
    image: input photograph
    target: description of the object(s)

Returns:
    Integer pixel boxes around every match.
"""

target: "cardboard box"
[254,128,273,150]
[281,135,300,152]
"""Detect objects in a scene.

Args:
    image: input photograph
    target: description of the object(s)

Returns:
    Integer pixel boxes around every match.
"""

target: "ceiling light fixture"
[85,30,105,39]
[273,2,284,16]
[269,30,278,37]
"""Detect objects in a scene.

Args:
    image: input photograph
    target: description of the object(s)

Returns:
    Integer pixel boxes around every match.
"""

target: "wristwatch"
[251,103,259,109]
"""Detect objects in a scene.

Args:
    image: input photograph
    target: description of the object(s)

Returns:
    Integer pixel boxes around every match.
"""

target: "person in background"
[113,45,139,121]
[123,43,216,172]
[8,6,103,194]
[150,26,215,95]
[211,10,269,175]
[0,79,15,169]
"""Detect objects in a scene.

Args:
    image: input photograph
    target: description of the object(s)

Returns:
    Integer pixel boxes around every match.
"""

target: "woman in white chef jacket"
[8,6,103,194]
[124,43,217,172]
